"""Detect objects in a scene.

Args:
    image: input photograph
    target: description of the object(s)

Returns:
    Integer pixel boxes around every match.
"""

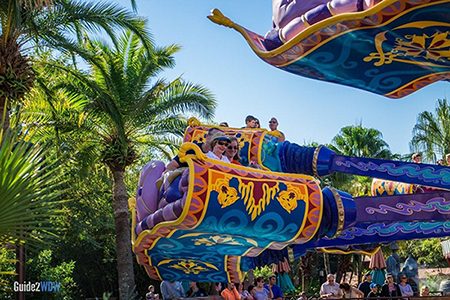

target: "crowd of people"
[317,272,429,299]
[152,275,285,300]
[147,270,433,300]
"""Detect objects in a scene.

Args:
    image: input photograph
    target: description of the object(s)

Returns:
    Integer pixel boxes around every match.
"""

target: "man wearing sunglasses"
[269,117,286,142]
[166,127,223,170]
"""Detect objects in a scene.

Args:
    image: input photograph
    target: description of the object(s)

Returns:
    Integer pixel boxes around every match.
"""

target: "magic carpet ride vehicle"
[208,0,450,98]
[130,118,450,282]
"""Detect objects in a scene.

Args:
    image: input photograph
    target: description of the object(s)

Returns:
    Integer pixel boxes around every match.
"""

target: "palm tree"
[411,98,450,163]
[327,123,396,283]
[27,31,216,298]
[326,122,397,195]
[0,0,152,137]
[330,122,394,159]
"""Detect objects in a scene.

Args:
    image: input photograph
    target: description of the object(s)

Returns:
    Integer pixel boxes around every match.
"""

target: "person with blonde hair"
[420,285,430,296]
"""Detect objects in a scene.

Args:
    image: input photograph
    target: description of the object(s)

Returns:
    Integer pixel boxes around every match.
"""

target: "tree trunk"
[299,252,315,293]
[0,96,10,136]
[112,169,135,299]
[336,255,352,283]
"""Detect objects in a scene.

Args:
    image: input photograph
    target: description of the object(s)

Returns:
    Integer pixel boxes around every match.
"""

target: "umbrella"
[370,248,387,287]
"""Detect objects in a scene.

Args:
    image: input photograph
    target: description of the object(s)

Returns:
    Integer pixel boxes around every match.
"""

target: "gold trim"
[129,197,137,243]
[301,15,311,27]
[327,2,336,16]
[188,117,200,126]
[330,188,345,238]
[320,246,380,256]
[178,142,208,162]
[385,71,450,97]
[312,145,323,178]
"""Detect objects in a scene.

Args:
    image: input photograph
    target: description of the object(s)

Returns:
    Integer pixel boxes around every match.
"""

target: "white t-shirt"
[206,151,231,163]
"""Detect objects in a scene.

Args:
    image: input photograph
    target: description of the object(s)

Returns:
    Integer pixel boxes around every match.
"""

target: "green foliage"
[397,239,447,268]
[330,122,395,159]
[420,273,443,292]
[25,249,76,300]
[411,98,450,163]
[253,265,275,282]
[325,122,398,196]
[0,127,64,248]
[0,247,16,294]
[17,24,216,298]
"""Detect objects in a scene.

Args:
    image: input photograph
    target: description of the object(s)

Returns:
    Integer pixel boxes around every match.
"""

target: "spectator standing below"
[398,274,413,299]
[380,274,401,300]
[166,127,222,171]
[420,286,430,296]
[209,283,222,296]
[236,282,252,300]
[268,118,286,142]
[206,132,231,163]
[146,285,159,299]
[186,282,207,298]
[297,291,307,300]
[244,115,258,128]
[367,283,380,298]
[412,153,422,163]
[437,159,444,166]
[254,277,273,300]
[320,274,343,299]
[265,275,283,300]
[247,285,256,300]
[358,272,372,297]
[340,283,364,298]
[160,281,185,300]
[221,282,241,300]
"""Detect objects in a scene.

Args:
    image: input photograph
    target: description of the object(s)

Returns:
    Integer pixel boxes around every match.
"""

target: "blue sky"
[117,0,449,157]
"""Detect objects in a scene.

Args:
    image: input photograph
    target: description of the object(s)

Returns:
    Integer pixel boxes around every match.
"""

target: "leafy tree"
[22,31,216,298]
[411,98,450,163]
[326,122,397,196]
[25,249,76,300]
[330,122,394,159]
[0,0,152,136]
[398,239,447,268]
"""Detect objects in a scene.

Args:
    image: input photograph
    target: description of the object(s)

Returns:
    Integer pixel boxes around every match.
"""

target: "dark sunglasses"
[269,121,277,124]
[218,141,229,146]
[228,146,238,150]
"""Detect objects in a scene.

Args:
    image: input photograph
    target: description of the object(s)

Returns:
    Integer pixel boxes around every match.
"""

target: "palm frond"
[0,128,64,249]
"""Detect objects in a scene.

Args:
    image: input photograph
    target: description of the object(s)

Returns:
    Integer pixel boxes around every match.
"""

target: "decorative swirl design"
[337,221,450,240]
[366,197,450,215]
[335,160,450,185]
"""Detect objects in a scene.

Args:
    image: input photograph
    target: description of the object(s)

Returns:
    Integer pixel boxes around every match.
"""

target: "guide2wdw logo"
[14,281,61,292]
